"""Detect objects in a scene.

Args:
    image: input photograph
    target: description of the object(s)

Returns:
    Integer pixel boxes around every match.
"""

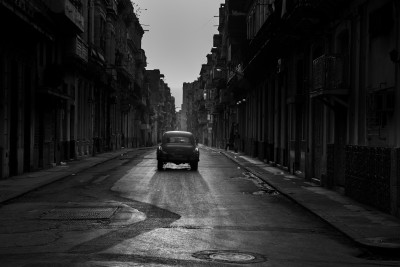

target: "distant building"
[145,69,176,143]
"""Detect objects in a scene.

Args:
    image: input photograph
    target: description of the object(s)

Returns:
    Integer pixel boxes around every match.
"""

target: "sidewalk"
[211,146,400,253]
[0,148,145,204]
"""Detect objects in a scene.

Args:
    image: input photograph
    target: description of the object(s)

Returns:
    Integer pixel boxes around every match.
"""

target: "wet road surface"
[0,147,398,266]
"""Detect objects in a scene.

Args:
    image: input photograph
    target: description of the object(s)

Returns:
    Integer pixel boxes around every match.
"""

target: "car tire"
[157,160,163,170]
[190,161,198,171]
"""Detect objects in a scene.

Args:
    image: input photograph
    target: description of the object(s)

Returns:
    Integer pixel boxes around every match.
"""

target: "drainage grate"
[40,207,118,220]
[192,250,267,264]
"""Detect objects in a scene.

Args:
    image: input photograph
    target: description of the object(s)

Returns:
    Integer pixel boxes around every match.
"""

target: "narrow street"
[0,147,397,266]
[2,1,400,266]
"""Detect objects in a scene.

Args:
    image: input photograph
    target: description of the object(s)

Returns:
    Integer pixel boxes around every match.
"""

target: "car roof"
[163,131,193,137]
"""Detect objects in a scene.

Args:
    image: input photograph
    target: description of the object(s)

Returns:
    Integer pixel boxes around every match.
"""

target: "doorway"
[9,61,19,176]
[334,107,347,187]
[23,65,31,172]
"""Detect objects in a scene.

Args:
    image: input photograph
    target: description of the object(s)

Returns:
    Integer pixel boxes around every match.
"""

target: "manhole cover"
[192,250,267,264]
[40,207,118,220]
[210,252,255,261]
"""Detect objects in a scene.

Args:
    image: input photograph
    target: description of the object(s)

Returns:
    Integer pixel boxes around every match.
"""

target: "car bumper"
[157,152,199,163]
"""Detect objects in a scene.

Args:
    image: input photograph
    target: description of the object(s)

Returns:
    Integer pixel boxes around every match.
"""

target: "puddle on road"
[252,190,280,196]
[230,172,279,196]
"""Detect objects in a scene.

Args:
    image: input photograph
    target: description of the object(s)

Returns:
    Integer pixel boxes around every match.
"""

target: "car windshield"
[162,133,195,145]
[166,136,191,144]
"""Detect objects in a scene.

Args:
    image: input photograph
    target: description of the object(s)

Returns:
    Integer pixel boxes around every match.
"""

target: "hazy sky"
[134,0,224,111]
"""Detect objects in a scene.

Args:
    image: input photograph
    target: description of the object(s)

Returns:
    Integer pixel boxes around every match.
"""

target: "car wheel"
[190,161,198,171]
[157,160,163,170]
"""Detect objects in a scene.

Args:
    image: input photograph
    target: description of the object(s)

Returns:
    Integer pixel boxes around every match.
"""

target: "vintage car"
[157,131,199,171]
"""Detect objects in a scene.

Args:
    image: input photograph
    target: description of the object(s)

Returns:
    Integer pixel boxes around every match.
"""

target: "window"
[167,137,190,144]
[367,89,395,131]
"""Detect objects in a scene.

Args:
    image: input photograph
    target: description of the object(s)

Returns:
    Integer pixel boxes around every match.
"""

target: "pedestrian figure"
[225,123,236,151]
[225,134,234,151]
[233,128,240,153]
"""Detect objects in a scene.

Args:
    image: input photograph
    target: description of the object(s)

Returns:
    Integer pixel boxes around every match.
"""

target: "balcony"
[67,35,88,62]
[40,64,73,100]
[311,54,348,98]
[135,49,146,66]
[107,0,118,16]
[218,4,225,31]
[282,0,349,32]
[213,34,222,48]
[127,31,139,51]
[45,0,84,32]
[115,52,135,79]
[135,71,144,89]
[213,69,225,82]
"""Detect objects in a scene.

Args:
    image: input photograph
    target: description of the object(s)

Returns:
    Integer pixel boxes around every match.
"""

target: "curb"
[219,150,400,253]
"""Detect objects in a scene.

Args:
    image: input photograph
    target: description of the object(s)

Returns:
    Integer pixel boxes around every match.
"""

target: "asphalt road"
[0,147,397,266]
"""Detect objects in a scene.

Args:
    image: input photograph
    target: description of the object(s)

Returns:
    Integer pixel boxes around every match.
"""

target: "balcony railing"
[67,35,88,62]
[213,69,225,81]
[45,0,84,32]
[107,0,118,15]
[311,54,347,97]
[115,53,135,78]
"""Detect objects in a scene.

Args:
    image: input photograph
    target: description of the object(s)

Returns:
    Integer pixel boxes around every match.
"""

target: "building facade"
[182,76,209,145]
[0,0,159,179]
[190,0,400,217]
[145,69,176,144]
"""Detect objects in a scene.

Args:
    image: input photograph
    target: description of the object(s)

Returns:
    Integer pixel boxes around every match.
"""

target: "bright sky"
[133,0,224,111]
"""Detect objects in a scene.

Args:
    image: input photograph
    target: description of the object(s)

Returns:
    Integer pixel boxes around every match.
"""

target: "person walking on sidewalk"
[225,133,234,151]
[226,123,239,152]
[233,127,240,153]
[225,123,235,151]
